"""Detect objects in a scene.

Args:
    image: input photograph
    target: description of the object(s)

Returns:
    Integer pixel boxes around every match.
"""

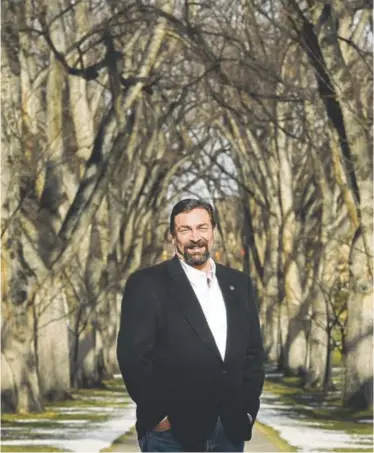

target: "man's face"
[173,208,215,269]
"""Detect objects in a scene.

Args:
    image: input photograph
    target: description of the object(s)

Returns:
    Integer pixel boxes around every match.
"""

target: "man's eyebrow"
[177,223,209,229]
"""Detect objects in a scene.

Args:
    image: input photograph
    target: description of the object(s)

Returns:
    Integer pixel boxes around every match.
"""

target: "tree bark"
[34,276,71,400]
[276,98,308,374]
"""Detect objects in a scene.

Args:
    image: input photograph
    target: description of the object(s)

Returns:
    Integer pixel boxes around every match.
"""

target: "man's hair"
[169,198,217,235]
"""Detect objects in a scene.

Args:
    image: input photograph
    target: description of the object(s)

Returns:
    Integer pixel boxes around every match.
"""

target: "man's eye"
[199,227,208,231]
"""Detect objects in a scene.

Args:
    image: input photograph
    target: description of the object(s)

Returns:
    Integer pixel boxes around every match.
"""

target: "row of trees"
[1,0,372,413]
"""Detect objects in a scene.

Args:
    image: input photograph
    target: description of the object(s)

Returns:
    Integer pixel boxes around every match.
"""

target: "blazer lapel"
[167,256,222,361]
[215,264,245,366]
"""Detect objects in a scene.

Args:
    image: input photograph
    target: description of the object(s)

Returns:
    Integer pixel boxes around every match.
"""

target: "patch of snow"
[52,403,137,452]
[259,403,288,410]
[260,393,278,400]
[56,410,96,415]
[258,395,374,451]
[15,428,79,436]
[1,403,137,453]
[50,419,90,425]
[1,426,24,430]
[85,396,115,400]
[302,421,328,427]
[1,441,58,446]
[13,419,56,423]
[49,406,124,414]
[86,396,133,403]
[319,404,338,409]
[272,426,372,451]
[79,407,125,413]
[48,407,86,411]
[68,406,123,413]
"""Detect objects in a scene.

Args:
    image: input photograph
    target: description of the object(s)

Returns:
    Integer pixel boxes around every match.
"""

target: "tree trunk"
[344,230,373,408]
[1,257,43,413]
[1,353,17,411]
[277,101,308,374]
[305,285,330,388]
[262,224,281,363]
[1,28,44,411]
[72,326,105,388]
[34,276,71,400]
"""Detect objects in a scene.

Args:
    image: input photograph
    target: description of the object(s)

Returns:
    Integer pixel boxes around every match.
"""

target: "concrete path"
[245,425,280,452]
[108,424,280,452]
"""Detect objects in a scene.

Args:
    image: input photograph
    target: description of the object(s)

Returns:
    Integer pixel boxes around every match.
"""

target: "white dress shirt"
[180,258,227,360]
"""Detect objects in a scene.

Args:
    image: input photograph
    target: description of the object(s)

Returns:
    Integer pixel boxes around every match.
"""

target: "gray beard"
[183,247,210,266]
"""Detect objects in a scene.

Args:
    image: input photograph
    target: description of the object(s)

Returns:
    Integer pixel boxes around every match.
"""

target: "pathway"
[108,424,280,452]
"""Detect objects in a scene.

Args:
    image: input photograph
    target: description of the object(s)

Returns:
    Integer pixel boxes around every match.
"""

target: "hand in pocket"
[153,417,171,432]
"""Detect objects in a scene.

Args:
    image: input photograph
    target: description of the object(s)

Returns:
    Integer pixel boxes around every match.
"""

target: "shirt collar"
[179,257,216,284]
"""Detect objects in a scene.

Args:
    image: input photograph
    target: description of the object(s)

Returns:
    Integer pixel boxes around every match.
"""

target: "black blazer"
[117,256,265,451]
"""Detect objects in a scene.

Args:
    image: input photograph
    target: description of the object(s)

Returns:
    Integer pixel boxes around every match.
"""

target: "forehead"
[174,208,211,226]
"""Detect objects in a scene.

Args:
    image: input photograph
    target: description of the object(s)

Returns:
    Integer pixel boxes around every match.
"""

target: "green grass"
[331,448,373,453]
[331,349,342,367]
[330,449,373,453]
[256,421,297,452]
[1,446,65,452]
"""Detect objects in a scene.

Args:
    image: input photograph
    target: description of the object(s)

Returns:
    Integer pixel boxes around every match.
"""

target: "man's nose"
[190,230,201,241]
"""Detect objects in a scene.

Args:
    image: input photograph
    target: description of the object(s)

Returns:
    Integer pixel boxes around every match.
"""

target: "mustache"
[186,239,208,248]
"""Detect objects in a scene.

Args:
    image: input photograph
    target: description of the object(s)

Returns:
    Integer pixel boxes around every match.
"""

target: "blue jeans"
[138,418,245,452]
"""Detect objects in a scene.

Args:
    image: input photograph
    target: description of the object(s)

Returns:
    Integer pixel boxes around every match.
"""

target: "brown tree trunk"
[277,102,308,374]
[34,276,71,400]
[1,15,44,411]
[262,222,281,363]
[344,230,373,408]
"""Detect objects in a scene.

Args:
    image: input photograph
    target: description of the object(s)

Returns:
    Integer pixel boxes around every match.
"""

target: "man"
[117,199,265,452]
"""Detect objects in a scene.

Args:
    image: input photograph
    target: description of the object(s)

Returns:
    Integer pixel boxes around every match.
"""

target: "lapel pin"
[229,285,235,291]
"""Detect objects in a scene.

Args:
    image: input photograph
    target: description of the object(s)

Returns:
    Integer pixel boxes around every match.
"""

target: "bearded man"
[117,199,265,452]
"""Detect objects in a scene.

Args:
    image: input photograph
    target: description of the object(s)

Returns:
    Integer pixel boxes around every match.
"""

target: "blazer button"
[222,369,227,375]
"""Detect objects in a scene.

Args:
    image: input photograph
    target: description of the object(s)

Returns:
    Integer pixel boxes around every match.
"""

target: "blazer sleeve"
[242,276,265,421]
[116,271,165,412]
